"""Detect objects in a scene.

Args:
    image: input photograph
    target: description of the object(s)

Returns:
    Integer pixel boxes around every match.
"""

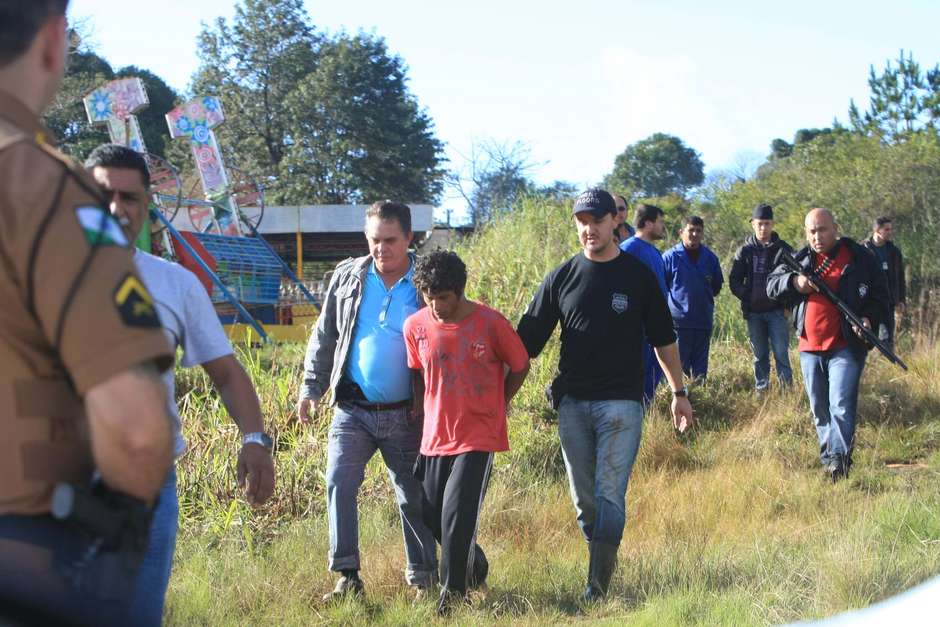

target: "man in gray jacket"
[297,201,437,601]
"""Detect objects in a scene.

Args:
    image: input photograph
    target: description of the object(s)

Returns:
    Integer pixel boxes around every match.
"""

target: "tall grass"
[167,197,940,625]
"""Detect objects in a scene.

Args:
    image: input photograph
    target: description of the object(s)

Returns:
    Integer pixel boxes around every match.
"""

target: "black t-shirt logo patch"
[114,273,159,327]
[612,292,629,314]
[858,283,869,299]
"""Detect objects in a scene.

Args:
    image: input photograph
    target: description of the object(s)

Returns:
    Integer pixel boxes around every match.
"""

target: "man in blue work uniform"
[620,203,668,404]
[663,216,724,380]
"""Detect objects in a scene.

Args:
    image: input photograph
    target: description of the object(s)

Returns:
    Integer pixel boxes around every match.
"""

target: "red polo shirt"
[799,245,852,352]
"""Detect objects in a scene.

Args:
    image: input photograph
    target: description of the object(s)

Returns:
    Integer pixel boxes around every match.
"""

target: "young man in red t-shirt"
[404,251,530,615]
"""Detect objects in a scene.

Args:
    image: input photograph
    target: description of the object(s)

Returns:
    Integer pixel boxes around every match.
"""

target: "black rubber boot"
[582,541,618,602]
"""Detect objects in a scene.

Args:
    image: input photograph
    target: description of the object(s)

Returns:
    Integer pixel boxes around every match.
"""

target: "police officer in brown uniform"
[0,1,176,624]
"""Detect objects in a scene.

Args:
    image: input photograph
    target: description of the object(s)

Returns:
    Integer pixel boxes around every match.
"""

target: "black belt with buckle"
[349,399,411,411]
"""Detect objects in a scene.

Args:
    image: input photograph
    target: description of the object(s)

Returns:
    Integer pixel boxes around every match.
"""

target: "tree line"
[47,1,940,308]
[471,50,940,314]
[49,0,445,206]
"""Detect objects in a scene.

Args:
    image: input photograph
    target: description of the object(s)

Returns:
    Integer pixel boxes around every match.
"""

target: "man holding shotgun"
[767,208,890,481]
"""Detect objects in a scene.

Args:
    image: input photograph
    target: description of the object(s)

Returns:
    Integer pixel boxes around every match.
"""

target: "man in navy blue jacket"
[663,216,724,379]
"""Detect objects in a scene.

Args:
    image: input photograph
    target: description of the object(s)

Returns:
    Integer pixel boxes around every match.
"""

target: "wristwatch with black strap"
[672,386,688,398]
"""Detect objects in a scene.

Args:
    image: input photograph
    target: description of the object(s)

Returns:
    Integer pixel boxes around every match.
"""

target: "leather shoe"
[322,573,364,603]
[825,459,849,483]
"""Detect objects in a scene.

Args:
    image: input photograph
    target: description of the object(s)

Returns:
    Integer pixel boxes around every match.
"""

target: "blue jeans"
[0,513,142,625]
[676,327,713,380]
[325,402,437,584]
[557,396,644,546]
[746,310,793,390]
[131,466,179,627]
[799,346,866,466]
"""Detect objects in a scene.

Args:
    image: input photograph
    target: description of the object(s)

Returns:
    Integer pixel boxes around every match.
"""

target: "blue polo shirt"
[620,236,668,296]
[345,261,420,402]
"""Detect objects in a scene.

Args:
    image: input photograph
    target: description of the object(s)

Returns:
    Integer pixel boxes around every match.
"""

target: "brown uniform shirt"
[0,92,173,515]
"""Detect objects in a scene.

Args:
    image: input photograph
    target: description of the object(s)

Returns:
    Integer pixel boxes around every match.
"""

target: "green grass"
[165,198,940,624]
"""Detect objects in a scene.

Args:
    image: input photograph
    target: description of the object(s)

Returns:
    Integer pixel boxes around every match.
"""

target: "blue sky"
[72,0,940,215]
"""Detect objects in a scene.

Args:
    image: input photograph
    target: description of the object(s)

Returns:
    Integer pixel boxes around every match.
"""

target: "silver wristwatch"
[242,432,273,451]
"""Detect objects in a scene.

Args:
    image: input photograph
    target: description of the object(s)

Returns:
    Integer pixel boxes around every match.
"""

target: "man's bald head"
[805,207,836,227]
[804,207,839,254]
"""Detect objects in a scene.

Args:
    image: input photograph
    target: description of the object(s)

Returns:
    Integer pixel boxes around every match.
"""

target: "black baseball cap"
[753,203,774,220]
[572,189,616,217]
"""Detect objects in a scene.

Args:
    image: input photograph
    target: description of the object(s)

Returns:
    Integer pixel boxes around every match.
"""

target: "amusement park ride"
[84,77,319,343]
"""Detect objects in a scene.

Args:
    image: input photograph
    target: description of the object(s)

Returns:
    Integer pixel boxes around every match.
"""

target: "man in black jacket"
[862,216,905,352]
[767,208,890,481]
[729,204,794,391]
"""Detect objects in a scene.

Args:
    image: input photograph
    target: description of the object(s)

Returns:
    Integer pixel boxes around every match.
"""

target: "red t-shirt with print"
[799,244,853,352]
[404,303,529,456]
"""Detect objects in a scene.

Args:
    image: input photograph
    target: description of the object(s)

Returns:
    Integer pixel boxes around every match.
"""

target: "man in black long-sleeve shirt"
[517,189,693,603]
[728,203,794,390]
[861,215,905,352]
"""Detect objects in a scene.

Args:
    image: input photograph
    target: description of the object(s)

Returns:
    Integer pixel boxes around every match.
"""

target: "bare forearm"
[411,370,426,400]
[653,343,685,391]
[504,363,530,405]
[410,369,426,418]
[205,356,265,434]
[85,364,173,502]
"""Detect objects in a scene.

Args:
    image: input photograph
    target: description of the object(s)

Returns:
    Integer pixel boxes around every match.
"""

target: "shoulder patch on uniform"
[113,273,159,328]
[76,206,128,247]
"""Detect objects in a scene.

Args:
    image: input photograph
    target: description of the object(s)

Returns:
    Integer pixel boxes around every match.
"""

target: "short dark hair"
[413,250,467,296]
[682,215,705,228]
[0,0,70,68]
[365,200,412,234]
[634,203,664,229]
[84,144,150,187]
[874,215,893,229]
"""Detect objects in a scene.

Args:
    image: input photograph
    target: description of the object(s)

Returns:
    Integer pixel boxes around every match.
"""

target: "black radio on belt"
[335,377,368,402]
[335,377,411,411]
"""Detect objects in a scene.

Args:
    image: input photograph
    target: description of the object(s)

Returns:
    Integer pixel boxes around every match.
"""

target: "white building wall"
[170,204,435,234]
